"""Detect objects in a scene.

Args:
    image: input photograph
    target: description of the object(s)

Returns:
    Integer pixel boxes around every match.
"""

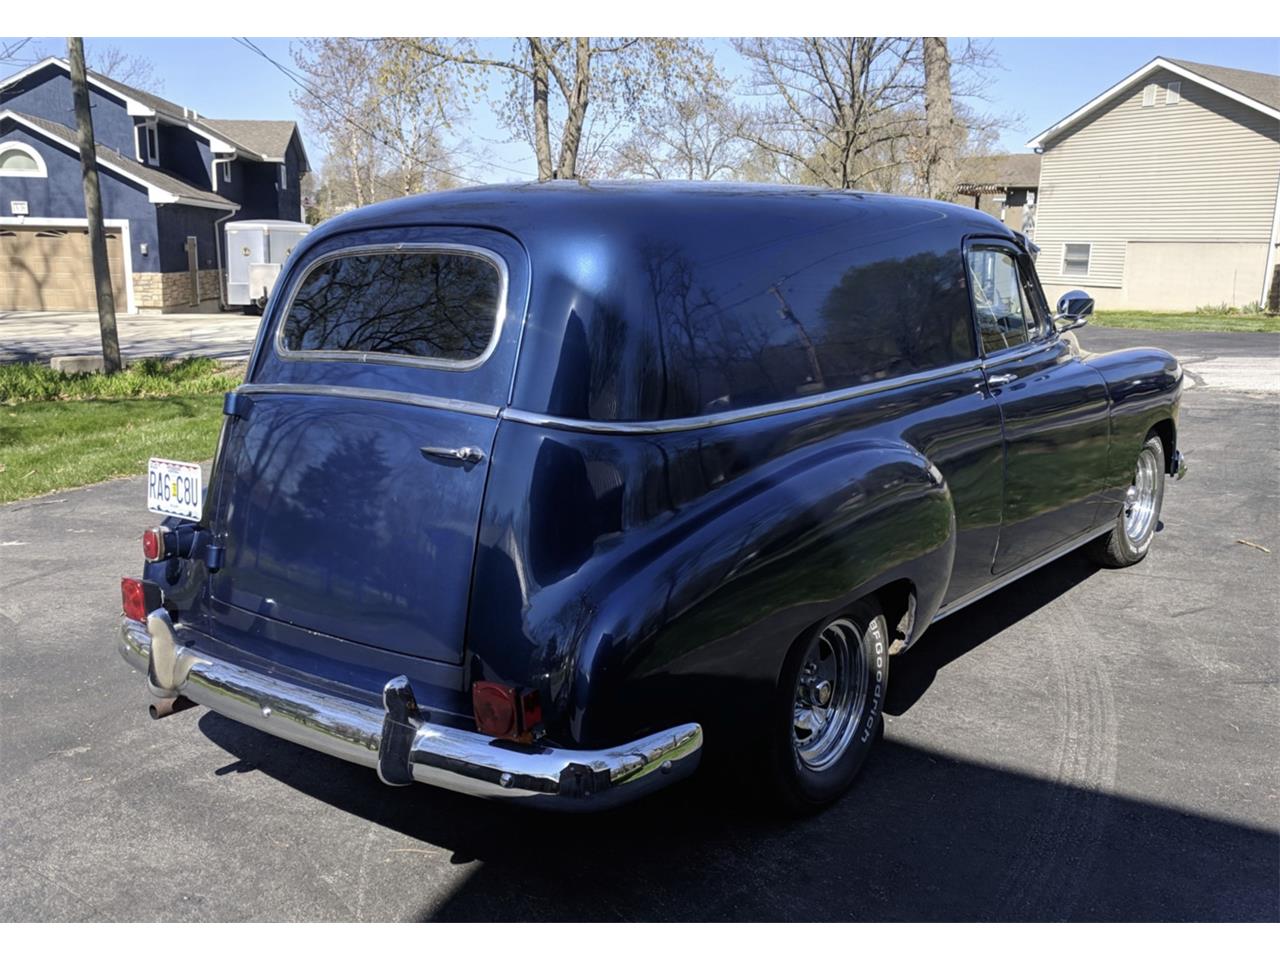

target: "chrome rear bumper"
[119,611,702,810]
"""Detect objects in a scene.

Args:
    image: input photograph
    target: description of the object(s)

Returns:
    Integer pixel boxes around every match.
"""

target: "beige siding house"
[1027,58,1280,312]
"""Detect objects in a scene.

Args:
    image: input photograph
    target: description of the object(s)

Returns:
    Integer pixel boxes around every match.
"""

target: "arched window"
[0,142,47,178]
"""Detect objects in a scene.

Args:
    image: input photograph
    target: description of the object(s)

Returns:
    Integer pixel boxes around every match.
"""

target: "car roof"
[305,179,1010,248]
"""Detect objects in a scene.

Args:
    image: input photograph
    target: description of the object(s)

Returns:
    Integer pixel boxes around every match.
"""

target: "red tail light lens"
[472,683,543,740]
[142,527,166,561]
[473,682,519,739]
[121,577,148,621]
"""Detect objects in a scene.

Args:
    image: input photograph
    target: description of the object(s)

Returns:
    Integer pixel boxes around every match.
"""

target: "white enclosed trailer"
[225,220,311,310]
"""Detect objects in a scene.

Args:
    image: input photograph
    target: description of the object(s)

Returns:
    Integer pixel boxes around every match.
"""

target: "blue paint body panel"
[143,182,1183,752]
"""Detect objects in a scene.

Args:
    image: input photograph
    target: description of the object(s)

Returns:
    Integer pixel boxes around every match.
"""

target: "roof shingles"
[1165,58,1280,112]
[5,110,234,208]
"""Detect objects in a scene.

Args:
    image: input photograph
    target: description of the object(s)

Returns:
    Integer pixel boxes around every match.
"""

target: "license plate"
[147,458,203,521]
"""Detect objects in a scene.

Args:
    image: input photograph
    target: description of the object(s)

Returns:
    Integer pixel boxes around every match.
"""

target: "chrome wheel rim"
[1124,446,1161,545]
[792,617,868,771]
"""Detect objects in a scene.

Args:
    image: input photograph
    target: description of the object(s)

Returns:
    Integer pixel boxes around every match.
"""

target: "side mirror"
[1054,289,1094,332]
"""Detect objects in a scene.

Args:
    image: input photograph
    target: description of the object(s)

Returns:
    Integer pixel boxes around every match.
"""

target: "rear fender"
[470,428,955,748]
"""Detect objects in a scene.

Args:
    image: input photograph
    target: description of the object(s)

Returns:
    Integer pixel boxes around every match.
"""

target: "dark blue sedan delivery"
[119,181,1186,812]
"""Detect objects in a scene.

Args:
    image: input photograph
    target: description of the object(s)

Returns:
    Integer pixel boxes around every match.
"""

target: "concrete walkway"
[0,310,263,363]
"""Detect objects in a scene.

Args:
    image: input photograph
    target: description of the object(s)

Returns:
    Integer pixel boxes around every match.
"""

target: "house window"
[1062,243,1091,277]
[0,142,47,177]
[1142,84,1157,107]
[137,120,159,164]
[278,164,287,190]
[222,162,232,184]
[1166,81,1181,105]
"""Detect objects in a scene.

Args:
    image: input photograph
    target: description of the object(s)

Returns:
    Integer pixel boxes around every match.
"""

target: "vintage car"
[119,181,1186,812]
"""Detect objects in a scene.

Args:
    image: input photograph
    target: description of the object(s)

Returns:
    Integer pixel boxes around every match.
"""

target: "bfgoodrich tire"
[765,598,889,814]
[1089,432,1166,568]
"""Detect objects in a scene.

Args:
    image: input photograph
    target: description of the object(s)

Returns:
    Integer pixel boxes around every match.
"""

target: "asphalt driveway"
[0,330,1276,920]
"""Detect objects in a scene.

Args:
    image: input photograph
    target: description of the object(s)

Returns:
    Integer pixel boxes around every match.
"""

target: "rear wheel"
[765,598,889,814]
[1089,432,1166,568]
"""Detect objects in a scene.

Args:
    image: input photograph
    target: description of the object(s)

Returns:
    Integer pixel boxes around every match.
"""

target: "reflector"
[142,528,165,561]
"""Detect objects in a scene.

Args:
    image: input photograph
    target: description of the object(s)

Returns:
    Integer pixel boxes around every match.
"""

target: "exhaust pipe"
[149,695,197,719]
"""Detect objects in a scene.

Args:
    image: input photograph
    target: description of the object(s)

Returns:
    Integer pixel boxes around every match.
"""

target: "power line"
[233,37,530,186]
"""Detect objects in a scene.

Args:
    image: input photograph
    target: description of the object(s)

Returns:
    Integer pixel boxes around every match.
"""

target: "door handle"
[986,373,1018,386]
[420,445,485,464]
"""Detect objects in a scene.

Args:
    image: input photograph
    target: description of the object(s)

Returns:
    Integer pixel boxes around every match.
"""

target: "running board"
[931,520,1116,624]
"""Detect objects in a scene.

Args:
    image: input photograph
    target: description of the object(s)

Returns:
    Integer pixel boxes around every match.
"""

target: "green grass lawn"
[0,358,240,504]
[1091,310,1280,334]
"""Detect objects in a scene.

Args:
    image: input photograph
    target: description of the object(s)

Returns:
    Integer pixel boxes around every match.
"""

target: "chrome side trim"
[234,383,502,419]
[931,519,1115,623]
[118,612,702,810]
[271,242,510,373]
[503,359,984,435]
[980,337,1057,370]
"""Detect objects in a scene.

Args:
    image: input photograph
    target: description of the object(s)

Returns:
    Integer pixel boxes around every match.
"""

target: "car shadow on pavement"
[885,550,1100,716]
[194,545,1276,922]
[198,710,1277,921]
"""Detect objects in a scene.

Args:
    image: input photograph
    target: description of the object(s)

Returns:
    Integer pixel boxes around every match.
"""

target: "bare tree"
[89,45,160,89]
[411,38,715,181]
[608,77,748,181]
[733,37,922,190]
[734,37,1005,195]
[921,38,957,201]
[68,38,121,374]
[293,38,463,212]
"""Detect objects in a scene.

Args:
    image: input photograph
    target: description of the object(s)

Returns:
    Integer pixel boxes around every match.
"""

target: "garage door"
[0,226,128,311]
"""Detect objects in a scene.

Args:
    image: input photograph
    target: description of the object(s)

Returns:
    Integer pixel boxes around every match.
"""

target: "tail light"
[121,577,148,621]
[473,682,542,740]
[142,527,168,561]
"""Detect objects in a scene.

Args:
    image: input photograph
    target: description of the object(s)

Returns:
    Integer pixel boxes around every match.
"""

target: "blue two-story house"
[0,57,309,313]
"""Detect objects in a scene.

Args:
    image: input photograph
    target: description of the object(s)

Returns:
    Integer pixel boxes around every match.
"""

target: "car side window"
[966,247,1031,354]
[1016,253,1052,340]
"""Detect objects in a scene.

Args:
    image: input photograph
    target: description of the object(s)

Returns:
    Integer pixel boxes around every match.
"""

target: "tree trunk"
[68,37,121,374]
[923,37,956,202]
[556,38,590,180]
[529,40,554,181]
[345,133,367,207]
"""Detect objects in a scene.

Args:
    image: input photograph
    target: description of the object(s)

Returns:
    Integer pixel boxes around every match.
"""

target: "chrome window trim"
[235,383,502,419]
[502,359,984,436]
[979,337,1058,371]
[271,242,510,372]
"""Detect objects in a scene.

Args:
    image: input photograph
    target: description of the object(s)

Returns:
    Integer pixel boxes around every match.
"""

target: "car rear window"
[280,249,503,364]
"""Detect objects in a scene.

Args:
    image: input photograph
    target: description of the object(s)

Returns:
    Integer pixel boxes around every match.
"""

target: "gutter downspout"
[1262,167,1280,310]
[210,155,236,310]
[213,208,236,311]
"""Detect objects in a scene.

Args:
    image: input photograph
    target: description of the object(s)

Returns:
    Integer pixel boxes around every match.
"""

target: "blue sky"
[4,36,1277,181]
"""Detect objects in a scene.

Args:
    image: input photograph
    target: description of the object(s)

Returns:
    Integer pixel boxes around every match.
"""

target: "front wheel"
[1089,432,1166,568]
[765,599,889,814]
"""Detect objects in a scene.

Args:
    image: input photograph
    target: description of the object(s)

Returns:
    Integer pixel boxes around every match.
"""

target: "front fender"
[469,421,954,749]
[1085,347,1183,484]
